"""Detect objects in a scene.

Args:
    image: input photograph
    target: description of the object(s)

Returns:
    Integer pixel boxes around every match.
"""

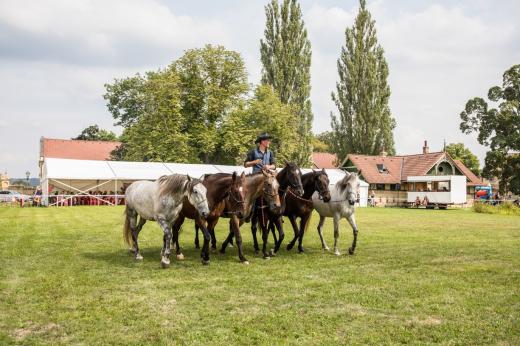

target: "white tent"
[40,158,368,206]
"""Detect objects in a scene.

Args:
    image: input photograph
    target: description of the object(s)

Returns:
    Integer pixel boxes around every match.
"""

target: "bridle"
[314,174,330,201]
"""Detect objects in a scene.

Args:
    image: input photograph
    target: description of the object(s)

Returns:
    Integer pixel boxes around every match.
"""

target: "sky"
[0,0,519,177]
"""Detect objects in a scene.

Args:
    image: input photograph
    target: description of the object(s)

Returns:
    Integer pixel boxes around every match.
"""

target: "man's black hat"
[255,132,272,144]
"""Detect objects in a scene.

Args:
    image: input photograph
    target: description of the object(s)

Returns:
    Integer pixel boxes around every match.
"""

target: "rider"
[244,133,276,223]
[244,132,276,173]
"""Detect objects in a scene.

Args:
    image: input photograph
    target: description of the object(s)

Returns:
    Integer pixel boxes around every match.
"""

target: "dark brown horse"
[250,162,304,255]
[283,169,331,253]
[171,172,246,264]
[219,169,281,262]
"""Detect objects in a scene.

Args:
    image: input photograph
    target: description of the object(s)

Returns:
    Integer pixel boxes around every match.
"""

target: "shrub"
[473,201,520,216]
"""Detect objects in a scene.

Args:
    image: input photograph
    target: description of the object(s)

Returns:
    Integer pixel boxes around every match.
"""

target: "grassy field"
[0,206,519,345]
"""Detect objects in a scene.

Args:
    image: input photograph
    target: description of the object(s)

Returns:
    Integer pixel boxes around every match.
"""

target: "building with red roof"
[341,141,483,206]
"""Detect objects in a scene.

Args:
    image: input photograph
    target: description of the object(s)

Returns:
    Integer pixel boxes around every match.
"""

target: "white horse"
[124,174,209,268]
[312,172,360,256]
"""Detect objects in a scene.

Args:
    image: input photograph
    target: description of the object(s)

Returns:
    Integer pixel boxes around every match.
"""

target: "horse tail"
[304,212,313,233]
[123,206,133,247]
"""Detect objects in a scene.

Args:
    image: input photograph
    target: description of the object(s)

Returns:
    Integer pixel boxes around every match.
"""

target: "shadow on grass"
[80,242,267,268]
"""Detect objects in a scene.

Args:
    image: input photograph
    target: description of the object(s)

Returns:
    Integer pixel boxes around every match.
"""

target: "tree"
[108,69,192,162]
[73,125,118,141]
[313,131,334,153]
[445,143,481,176]
[460,64,520,194]
[220,85,299,165]
[330,0,395,161]
[174,45,249,163]
[260,0,313,166]
[104,45,248,164]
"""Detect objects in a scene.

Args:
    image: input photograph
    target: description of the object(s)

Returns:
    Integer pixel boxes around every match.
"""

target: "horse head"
[228,171,247,218]
[185,175,210,219]
[280,161,304,196]
[338,172,360,206]
[314,169,331,202]
[262,168,281,212]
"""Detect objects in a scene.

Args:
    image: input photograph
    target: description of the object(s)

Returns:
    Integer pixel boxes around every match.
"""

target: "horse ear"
[187,175,192,182]
[232,171,237,181]
[241,171,246,179]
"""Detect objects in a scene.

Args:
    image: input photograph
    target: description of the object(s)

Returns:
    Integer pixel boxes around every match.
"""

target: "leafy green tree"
[104,45,248,164]
[109,69,192,162]
[73,125,118,141]
[174,45,248,163]
[104,75,146,128]
[330,0,395,161]
[460,64,520,194]
[220,85,299,165]
[313,131,334,153]
[445,143,481,176]
[260,0,313,166]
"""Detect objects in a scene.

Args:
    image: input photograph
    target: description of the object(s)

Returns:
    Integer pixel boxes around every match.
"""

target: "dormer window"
[377,163,388,173]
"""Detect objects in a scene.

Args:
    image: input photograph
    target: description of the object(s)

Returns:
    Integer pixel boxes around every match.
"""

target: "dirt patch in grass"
[13,322,62,341]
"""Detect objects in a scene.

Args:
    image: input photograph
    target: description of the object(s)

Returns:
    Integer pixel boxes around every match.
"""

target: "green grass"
[0,206,519,345]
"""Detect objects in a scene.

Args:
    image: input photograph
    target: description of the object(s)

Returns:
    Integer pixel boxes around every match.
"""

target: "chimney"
[423,140,429,154]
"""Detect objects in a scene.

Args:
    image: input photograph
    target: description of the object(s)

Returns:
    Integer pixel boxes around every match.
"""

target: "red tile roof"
[400,152,445,180]
[346,154,403,183]
[345,151,481,185]
[312,152,337,169]
[40,138,121,161]
[453,160,483,186]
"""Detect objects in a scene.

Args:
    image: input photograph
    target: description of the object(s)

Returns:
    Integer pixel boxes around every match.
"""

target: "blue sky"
[0,0,519,177]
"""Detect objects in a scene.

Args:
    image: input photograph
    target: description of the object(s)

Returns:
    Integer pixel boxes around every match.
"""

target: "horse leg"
[127,210,143,260]
[297,213,310,253]
[196,218,211,265]
[194,224,200,249]
[317,215,329,251]
[269,220,278,248]
[171,215,185,260]
[220,219,234,254]
[231,215,248,264]
[272,217,284,255]
[251,208,259,253]
[157,217,173,268]
[206,218,218,251]
[133,217,146,260]
[286,215,299,251]
[346,214,359,255]
[260,218,270,259]
[333,214,341,256]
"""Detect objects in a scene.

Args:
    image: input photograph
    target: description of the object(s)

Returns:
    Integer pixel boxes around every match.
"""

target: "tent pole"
[114,179,118,206]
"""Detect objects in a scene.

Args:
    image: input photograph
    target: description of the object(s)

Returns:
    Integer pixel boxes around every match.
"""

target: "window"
[376,164,388,173]
[389,184,397,191]
[0,191,9,194]
[375,184,385,190]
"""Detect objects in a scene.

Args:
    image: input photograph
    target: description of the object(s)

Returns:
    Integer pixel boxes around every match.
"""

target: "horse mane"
[157,174,199,198]
[336,172,354,193]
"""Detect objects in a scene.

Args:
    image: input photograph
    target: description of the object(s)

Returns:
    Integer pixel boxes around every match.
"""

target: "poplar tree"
[330,0,396,161]
[260,0,313,166]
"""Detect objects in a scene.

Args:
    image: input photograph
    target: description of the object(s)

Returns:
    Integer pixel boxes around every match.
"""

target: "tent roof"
[43,158,368,186]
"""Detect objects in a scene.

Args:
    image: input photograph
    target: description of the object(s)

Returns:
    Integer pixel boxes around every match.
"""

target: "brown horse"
[172,172,246,265]
[284,169,331,253]
[218,169,281,263]
[250,162,304,255]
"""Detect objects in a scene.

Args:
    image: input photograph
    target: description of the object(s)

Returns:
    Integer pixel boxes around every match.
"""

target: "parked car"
[0,190,31,203]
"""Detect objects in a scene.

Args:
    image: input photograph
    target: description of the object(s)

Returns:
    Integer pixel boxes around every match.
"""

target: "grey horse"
[312,172,361,256]
[124,174,209,268]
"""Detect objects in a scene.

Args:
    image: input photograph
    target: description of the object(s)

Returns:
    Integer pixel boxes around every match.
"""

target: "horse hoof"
[242,260,250,265]
[176,253,185,260]
[135,254,143,261]
[348,248,355,255]
[323,246,330,252]
[254,249,259,255]
[228,243,234,248]
[263,255,270,260]
[161,259,170,269]
[202,259,210,265]
[129,248,136,254]
[194,244,200,249]
[269,249,276,257]
[334,251,341,256]
[298,248,305,253]
[286,244,294,251]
